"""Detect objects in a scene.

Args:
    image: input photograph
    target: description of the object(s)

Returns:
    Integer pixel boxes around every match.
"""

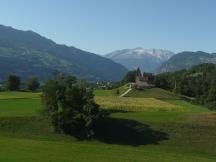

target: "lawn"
[0,91,41,117]
[94,85,128,96]
[0,91,41,99]
[0,99,41,117]
[0,90,215,162]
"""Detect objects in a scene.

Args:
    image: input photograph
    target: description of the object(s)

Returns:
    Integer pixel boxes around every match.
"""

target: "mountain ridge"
[157,51,216,73]
[0,24,127,81]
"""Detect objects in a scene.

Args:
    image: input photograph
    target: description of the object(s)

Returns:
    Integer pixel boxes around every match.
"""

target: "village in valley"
[0,1,216,162]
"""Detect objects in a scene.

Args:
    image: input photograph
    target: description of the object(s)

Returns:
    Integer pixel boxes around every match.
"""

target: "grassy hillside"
[94,85,128,96]
[95,97,183,112]
[126,87,179,99]
[0,91,215,162]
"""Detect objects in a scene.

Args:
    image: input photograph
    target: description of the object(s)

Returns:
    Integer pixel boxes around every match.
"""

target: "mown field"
[94,85,128,96]
[0,89,215,162]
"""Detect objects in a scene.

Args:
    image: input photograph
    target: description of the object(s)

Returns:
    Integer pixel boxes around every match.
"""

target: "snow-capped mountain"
[105,48,175,72]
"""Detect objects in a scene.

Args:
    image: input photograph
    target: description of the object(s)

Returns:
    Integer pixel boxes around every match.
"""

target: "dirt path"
[120,88,132,97]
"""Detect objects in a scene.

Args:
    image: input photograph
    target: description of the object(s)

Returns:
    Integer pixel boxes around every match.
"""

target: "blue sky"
[0,0,216,54]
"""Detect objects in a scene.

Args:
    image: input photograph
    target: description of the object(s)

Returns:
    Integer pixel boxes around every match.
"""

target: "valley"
[0,88,215,162]
[1,1,216,161]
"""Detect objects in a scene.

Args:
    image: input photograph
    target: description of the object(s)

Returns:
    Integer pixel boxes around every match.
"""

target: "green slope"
[126,87,179,99]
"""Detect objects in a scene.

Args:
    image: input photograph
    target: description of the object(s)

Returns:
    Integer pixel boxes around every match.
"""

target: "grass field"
[0,91,41,99]
[0,89,215,162]
[126,87,180,99]
[94,85,128,96]
[95,96,184,112]
[0,99,41,117]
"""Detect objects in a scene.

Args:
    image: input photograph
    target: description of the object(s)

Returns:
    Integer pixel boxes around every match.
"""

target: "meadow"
[0,89,215,162]
[94,85,128,96]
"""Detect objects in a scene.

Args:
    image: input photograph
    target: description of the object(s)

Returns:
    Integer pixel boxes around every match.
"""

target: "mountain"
[105,48,175,72]
[0,25,127,81]
[157,51,216,73]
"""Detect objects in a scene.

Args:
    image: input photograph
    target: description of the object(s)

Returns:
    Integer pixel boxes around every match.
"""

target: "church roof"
[136,68,142,76]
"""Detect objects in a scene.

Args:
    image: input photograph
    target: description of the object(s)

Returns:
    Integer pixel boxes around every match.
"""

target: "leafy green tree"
[207,80,216,109]
[154,73,171,89]
[42,74,101,139]
[5,75,20,91]
[143,72,155,84]
[27,77,40,91]
[121,70,136,84]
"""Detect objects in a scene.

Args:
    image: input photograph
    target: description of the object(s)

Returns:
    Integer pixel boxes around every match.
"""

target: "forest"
[154,63,216,109]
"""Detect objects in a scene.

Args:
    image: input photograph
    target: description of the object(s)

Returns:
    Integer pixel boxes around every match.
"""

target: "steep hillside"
[0,25,127,81]
[157,51,216,73]
[106,48,174,72]
[155,63,216,109]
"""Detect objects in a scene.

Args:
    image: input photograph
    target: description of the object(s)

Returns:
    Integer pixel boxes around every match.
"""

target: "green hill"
[155,63,216,109]
[126,87,179,99]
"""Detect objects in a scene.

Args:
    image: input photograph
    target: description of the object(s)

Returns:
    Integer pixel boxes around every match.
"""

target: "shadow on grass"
[94,117,169,146]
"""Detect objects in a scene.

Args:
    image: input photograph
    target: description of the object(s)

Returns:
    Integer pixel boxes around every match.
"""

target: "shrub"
[42,74,102,139]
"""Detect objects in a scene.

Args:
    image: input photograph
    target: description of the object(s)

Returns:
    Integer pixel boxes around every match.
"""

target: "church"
[135,68,150,88]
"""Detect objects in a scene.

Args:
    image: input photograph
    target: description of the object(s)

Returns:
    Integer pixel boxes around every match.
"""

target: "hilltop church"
[135,68,150,88]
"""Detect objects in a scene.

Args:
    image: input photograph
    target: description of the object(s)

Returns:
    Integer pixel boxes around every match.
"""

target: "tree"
[27,77,40,91]
[154,73,171,89]
[207,80,216,109]
[42,74,101,139]
[116,89,120,95]
[5,75,20,91]
[121,70,136,84]
[143,72,155,84]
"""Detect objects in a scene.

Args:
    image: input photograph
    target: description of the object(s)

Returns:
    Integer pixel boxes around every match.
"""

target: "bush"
[116,89,120,95]
[42,74,102,139]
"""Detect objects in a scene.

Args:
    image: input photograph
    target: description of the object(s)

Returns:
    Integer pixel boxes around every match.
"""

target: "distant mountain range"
[106,49,216,74]
[157,51,216,73]
[1,24,216,82]
[105,48,175,72]
[0,25,127,81]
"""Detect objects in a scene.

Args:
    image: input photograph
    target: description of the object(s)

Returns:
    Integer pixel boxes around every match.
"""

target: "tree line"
[0,75,40,91]
[0,73,103,139]
[154,63,216,110]
[121,64,216,110]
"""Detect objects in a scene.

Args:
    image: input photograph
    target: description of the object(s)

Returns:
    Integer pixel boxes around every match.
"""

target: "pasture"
[126,87,180,99]
[0,89,215,162]
[94,85,128,96]
[95,96,184,112]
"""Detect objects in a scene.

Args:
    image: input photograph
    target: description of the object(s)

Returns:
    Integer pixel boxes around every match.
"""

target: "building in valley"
[135,68,150,87]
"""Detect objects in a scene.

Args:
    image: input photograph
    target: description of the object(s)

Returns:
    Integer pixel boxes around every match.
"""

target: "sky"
[0,0,216,55]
